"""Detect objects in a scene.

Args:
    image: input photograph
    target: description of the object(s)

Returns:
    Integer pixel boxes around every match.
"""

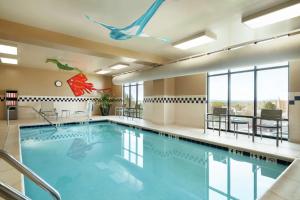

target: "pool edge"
[18,118,299,200]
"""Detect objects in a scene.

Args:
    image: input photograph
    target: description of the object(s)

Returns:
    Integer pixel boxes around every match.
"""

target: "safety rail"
[31,107,57,130]
[0,182,30,200]
[0,150,61,200]
[7,106,58,130]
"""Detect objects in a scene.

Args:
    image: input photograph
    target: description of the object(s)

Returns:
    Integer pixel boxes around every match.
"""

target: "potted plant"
[99,92,112,116]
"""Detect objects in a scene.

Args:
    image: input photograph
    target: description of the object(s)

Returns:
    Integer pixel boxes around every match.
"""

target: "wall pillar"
[143,73,207,128]
[288,60,300,143]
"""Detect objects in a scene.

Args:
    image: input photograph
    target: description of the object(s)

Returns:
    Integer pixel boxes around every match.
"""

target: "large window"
[231,70,254,116]
[208,74,228,113]
[123,82,144,118]
[207,62,289,139]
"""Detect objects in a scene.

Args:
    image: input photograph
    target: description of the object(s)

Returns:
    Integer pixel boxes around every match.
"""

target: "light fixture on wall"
[173,32,216,50]
[0,57,18,65]
[242,0,300,28]
[110,63,129,70]
[96,69,111,75]
[0,44,17,55]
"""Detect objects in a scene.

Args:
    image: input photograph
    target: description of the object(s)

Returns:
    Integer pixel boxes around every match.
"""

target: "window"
[207,63,289,139]
[208,74,228,113]
[230,72,254,116]
[257,68,288,118]
[257,67,289,138]
[124,86,130,106]
[122,82,144,118]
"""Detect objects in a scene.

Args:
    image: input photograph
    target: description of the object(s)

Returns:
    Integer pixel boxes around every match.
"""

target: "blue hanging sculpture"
[85,0,168,41]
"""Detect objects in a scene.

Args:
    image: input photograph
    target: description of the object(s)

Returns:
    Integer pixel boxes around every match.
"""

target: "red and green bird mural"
[46,59,96,96]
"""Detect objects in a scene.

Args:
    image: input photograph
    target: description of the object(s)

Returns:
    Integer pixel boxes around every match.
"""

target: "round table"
[231,119,250,138]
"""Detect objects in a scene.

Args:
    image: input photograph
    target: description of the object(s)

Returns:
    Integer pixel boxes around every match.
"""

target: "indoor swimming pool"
[20,121,288,200]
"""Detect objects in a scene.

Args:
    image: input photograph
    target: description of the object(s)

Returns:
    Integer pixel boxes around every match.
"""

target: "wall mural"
[46,59,96,96]
[85,0,168,42]
[46,59,81,72]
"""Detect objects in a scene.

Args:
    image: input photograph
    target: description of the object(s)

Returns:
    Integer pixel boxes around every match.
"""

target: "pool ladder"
[31,107,58,130]
[0,150,61,200]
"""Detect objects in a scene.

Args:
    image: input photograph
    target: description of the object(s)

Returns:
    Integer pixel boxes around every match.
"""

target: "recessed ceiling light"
[122,57,137,63]
[110,63,129,70]
[243,1,300,28]
[0,44,17,55]
[173,32,216,50]
[96,70,111,74]
[0,57,18,65]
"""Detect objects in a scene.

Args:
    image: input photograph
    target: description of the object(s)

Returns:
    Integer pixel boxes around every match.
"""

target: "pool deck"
[0,115,300,200]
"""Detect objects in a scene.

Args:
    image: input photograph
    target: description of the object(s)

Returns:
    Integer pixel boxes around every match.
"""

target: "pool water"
[20,122,288,200]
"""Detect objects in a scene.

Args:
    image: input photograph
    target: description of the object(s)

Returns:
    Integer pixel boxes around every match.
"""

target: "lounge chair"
[204,107,227,135]
[74,100,93,118]
[255,109,282,146]
[39,102,58,120]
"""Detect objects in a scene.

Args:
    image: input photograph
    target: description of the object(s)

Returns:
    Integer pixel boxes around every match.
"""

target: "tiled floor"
[1,115,300,200]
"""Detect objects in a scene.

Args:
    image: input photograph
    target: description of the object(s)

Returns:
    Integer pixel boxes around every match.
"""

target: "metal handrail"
[31,107,57,129]
[0,181,30,200]
[0,150,61,200]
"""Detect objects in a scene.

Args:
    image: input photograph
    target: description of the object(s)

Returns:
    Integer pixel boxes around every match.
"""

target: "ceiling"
[0,39,152,75]
[1,0,300,74]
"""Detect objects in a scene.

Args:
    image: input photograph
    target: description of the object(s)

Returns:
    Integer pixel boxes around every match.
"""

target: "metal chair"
[39,102,58,120]
[135,104,143,118]
[256,109,282,147]
[205,107,228,136]
[115,103,126,117]
[74,100,93,118]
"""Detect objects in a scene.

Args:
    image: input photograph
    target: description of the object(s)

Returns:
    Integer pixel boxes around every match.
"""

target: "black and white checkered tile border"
[18,96,100,102]
[0,96,122,103]
[288,92,300,105]
[143,96,207,104]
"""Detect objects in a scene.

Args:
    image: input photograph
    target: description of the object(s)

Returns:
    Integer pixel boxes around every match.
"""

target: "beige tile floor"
[1,115,300,200]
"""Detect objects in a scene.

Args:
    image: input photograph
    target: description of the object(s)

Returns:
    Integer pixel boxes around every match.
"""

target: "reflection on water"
[21,122,287,200]
[122,130,144,168]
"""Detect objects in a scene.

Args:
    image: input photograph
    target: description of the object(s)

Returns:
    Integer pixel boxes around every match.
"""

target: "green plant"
[99,92,113,116]
[100,93,112,108]
[234,104,244,111]
[263,101,276,110]
[124,94,130,106]
[211,101,225,108]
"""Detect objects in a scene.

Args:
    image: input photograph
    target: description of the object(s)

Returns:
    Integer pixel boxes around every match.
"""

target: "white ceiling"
[1,0,300,72]
[0,40,151,75]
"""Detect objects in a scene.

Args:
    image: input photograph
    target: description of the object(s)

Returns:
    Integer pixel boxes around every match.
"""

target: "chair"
[115,104,126,117]
[135,104,143,118]
[74,100,93,118]
[204,107,227,136]
[39,102,58,120]
[256,109,282,146]
[124,104,143,119]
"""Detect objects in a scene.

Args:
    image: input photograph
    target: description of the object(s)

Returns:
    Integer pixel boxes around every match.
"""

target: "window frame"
[207,63,289,140]
[122,82,144,118]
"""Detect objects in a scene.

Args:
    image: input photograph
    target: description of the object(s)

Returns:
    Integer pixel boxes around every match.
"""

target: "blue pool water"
[20,122,288,200]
